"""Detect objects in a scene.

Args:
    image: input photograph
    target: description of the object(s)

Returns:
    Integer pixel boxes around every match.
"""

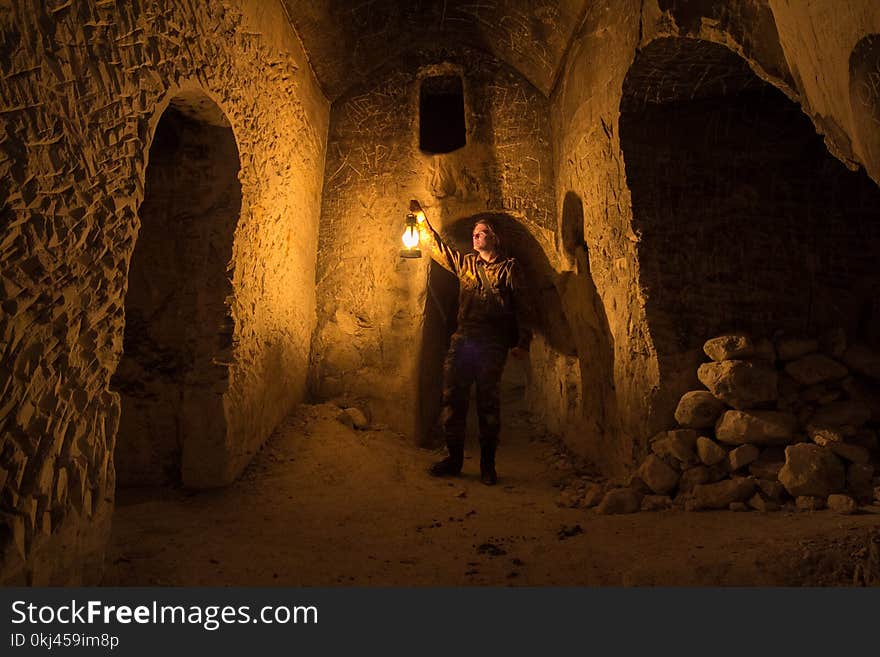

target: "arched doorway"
[619,37,880,412]
[416,213,575,447]
[112,90,241,487]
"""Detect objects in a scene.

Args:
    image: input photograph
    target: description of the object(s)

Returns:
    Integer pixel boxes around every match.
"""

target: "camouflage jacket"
[420,220,532,350]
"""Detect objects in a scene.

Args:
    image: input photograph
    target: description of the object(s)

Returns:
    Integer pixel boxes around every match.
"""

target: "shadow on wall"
[415,212,579,447]
[555,192,619,465]
[110,90,241,488]
[620,37,880,421]
[417,256,458,447]
[849,34,880,185]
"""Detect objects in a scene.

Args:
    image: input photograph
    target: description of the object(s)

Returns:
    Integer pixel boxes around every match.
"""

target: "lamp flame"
[402,225,419,248]
[399,211,422,258]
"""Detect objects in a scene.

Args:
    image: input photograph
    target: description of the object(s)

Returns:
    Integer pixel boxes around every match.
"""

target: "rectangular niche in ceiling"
[419,74,466,154]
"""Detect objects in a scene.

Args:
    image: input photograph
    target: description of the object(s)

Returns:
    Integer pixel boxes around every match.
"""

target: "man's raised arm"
[410,200,464,276]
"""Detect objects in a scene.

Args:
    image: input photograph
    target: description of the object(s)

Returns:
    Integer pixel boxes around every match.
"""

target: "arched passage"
[620,37,880,410]
[415,213,575,446]
[849,34,880,184]
[112,90,242,487]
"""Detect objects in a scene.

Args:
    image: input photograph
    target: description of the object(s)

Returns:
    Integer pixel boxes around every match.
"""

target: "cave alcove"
[620,37,880,414]
[111,90,242,488]
[415,212,576,447]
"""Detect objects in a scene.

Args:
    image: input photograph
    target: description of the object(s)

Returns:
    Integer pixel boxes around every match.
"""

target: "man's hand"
[510,347,529,360]
[410,200,426,224]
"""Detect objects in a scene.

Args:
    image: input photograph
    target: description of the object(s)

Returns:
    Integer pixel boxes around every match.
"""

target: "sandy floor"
[104,396,880,587]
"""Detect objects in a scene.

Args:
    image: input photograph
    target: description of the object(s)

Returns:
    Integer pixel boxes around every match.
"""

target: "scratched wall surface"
[310,45,557,443]
[0,0,328,584]
[284,0,587,100]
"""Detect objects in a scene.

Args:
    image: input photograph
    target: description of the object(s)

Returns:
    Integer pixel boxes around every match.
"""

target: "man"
[412,201,531,485]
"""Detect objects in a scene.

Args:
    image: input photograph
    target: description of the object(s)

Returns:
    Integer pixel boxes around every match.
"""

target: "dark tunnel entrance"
[416,213,576,447]
[619,37,880,407]
[111,91,242,487]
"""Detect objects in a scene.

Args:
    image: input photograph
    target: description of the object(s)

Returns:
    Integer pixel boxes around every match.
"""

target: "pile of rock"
[598,332,880,514]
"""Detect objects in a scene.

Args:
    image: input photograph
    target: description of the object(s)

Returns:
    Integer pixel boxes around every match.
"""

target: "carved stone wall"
[849,34,880,182]
[1,0,878,586]
[311,0,880,475]
[0,0,328,584]
[310,46,557,443]
[281,0,586,100]
[551,0,652,476]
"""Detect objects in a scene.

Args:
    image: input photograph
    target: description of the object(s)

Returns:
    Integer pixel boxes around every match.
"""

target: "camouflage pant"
[440,334,508,448]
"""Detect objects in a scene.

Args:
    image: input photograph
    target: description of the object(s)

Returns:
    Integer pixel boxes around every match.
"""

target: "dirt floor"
[104,389,880,587]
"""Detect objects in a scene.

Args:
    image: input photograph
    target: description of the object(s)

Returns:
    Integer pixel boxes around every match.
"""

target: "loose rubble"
[597,332,880,514]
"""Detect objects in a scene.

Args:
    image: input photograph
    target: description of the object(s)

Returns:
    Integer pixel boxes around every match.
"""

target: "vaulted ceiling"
[282,0,589,101]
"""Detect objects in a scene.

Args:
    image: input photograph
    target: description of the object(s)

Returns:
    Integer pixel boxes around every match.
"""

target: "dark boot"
[429,443,464,477]
[480,442,498,486]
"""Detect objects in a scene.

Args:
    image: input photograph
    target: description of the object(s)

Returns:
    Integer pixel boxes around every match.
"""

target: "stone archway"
[111,89,241,488]
[619,37,880,414]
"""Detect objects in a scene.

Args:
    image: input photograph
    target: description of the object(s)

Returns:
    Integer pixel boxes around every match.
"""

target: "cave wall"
[551,0,880,476]
[551,0,651,476]
[849,34,880,184]
[642,1,880,181]
[281,0,587,101]
[767,0,880,183]
[310,45,558,443]
[620,39,880,414]
[0,0,328,584]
